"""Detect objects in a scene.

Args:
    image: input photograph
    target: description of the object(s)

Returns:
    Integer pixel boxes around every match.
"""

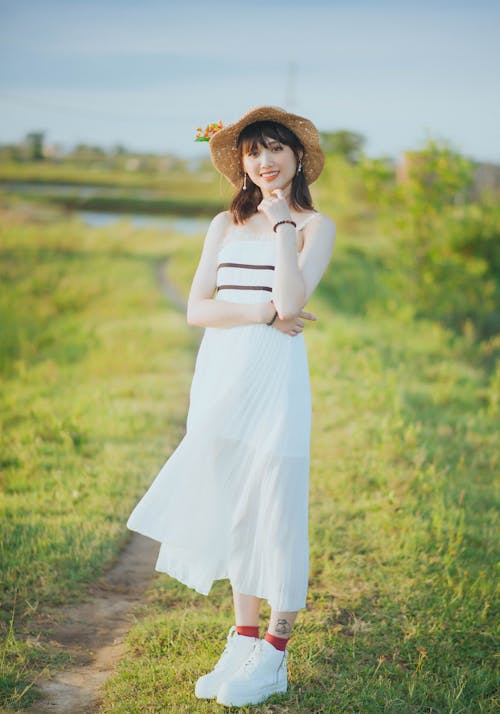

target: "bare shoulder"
[312,212,336,232]
[210,210,232,228]
[207,210,233,235]
[304,212,336,248]
[203,210,233,251]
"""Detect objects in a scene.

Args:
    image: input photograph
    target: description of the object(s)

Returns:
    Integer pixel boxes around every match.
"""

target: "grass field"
[100,251,498,712]
[0,160,230,217]
[0,201,199,708]
[0,195,497,712]
[0,160,222,193]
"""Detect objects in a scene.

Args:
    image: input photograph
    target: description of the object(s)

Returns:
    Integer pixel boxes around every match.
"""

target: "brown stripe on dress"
[217,262,275,270]
[217,285,273,292]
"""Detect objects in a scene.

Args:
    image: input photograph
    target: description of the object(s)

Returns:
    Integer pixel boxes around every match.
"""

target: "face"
[241,136,301,199]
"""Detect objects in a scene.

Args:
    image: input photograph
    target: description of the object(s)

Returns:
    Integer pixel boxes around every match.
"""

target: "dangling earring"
[296,158,302,176]
[243,173,247,191]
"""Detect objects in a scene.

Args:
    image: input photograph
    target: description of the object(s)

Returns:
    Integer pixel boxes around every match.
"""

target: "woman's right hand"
[273,310,317,336]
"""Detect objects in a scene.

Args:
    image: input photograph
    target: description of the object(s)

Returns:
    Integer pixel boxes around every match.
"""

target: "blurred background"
[2,0,500,160]
[0,1,498,712]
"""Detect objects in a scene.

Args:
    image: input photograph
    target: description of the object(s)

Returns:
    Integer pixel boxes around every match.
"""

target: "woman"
[127,105,335,707]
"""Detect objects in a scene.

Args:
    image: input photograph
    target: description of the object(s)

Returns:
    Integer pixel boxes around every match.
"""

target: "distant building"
[396,151,421,185]
[396,150,500,200]
[43,143,65,159]
[472,161,500,200]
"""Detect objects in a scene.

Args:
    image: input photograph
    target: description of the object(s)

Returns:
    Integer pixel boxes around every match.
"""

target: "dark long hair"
[230,121,315,225]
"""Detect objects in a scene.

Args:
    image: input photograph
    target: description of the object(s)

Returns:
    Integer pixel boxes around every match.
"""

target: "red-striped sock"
[236,625,259,638]
[265,632,288,651]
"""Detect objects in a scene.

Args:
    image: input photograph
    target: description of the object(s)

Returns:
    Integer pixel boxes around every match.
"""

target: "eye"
[272,145,283,151]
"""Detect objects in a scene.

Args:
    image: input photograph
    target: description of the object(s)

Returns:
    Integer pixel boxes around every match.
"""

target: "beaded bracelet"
[266,310,278,326]
[273,219,297,233]
[266,300,278,326]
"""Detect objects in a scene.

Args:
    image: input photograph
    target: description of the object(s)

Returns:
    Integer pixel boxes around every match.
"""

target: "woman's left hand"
[257,189,292,228]
[273,309,317,336]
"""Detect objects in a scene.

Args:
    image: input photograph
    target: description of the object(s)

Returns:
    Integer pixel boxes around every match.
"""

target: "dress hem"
[131,529,308,612]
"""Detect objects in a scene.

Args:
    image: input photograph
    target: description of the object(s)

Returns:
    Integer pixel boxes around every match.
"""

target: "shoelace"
[212,626,239,672]
[241,641,287,677]
[240,640,266,675]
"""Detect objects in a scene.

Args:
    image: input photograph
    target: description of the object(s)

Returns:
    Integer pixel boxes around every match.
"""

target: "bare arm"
[272,214,336,318]
[186,211,276,328]
[273,221,306,319]
[257,191,336,319]
[297,214,336,304]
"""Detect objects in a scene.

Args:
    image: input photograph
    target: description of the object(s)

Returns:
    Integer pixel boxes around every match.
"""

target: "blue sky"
[1,0,499,161]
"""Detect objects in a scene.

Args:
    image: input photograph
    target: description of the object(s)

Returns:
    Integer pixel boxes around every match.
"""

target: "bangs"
[230,118,314,222]
[237,121,300,156]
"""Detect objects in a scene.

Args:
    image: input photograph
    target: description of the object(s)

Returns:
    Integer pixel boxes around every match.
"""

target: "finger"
[296,320,304,328]
[300,311,317,321]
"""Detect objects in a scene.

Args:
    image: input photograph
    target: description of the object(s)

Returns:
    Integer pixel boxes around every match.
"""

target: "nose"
[259,148,274,168]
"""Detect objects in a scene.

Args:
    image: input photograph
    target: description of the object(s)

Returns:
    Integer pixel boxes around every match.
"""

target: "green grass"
[0,198,497,712]
[98,299,498,713]
[0,205,199,708]
[101,218,497,711]
[0,190,226,218]
[0,160,222,193]
[0,158,233,217]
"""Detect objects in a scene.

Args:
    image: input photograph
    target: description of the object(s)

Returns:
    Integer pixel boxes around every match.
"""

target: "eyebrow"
[245,138,281,152]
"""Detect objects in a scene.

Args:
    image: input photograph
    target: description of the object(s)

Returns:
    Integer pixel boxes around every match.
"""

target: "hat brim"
[209,105,325,188]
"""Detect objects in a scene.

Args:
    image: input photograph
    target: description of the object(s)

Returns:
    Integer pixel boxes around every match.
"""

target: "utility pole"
[285,61,297,111]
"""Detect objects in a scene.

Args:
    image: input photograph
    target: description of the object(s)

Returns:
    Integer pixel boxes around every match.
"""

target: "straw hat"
[209,105,325,188]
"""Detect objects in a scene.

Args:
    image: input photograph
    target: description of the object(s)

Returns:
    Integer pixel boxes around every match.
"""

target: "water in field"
[0,181,210,235]
[0,181,159,198]
[78,210,209,235]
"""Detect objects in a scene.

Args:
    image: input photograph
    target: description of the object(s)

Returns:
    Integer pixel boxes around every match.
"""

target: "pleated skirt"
[127,320,311,611]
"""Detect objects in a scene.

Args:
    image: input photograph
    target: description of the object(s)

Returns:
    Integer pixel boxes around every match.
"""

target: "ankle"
[236,625,259,638]
[264,632,288,651]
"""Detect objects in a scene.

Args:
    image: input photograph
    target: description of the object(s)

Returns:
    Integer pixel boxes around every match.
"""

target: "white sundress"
[127,213,318,612]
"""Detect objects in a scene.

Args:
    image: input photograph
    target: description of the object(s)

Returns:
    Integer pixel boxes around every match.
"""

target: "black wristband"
[266,310,278,326]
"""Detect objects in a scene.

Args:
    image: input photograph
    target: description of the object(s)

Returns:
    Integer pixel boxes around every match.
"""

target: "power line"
[285,61,297,111]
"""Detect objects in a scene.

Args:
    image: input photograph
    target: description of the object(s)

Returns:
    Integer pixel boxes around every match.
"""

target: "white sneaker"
[194,626,259,699]
[216,639,287,707]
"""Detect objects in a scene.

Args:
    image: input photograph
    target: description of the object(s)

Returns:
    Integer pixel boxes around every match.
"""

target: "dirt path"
[26,259,187,714]
[156,258,187,312]
[33,535,159,714]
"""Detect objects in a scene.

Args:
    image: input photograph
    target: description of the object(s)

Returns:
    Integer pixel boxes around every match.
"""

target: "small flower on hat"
[195,119,224,141]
